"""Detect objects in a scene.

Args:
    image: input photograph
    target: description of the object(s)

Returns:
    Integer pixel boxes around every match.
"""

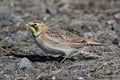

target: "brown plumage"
[27,20,102,63]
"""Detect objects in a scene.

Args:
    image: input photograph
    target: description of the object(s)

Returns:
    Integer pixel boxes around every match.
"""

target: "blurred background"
[0,0,120,80]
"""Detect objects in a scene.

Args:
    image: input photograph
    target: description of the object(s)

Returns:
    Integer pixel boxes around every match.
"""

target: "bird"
[26,20,102,63]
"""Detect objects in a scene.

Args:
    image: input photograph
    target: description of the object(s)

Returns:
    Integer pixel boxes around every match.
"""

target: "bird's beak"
[25,23,29,30]
[25,23,36,33]
[25,23,29,27]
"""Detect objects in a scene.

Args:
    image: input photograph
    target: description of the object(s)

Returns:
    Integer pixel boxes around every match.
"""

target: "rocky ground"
[0,0,120,80]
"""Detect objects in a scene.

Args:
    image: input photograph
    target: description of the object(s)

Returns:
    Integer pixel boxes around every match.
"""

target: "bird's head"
[26,21,46,37]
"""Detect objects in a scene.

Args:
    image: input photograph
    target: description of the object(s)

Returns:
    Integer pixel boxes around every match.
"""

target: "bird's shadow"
[5,53,67,62]
[5,53,96,63]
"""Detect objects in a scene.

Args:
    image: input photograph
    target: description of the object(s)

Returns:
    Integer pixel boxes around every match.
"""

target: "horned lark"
[27,20,102,63]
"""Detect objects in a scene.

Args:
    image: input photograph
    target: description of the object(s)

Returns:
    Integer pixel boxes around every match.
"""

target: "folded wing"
[45,28,102,48]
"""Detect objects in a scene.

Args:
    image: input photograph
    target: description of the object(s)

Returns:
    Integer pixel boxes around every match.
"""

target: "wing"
[45,28,80,42]
[44,27,102,48]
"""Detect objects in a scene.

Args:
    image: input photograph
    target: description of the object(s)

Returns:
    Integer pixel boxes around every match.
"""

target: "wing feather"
[45,28,79,42]
[44,27,102,48]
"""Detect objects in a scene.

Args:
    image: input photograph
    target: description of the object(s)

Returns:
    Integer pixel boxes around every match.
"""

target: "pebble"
[3,36,14,44]
[12,31,27,41]
[18,58,32,69]
[107,20,115,25]
[114,13,120,19]
[111,23,120,37]
[5,63,16,71]
[46,6,57,15]
[58,3,69,13]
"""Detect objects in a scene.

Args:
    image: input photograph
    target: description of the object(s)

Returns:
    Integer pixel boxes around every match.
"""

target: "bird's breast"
[35,36,66,56]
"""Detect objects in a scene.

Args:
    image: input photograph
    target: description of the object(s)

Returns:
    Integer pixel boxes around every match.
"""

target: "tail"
[84,39,105,46]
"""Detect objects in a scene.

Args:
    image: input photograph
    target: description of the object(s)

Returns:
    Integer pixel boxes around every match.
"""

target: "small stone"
[11,14,24,22]
[107,20,115,25]
[5,63,16,71]
[18,58,32,69]
[112,38,119,45]
[111,23,120,37]
[58,3,69,13]
[12,31,27,41]
[114,13,120,19]
[43,14,50,21]
[46,6,57,15]
[4,37,14,44]
[77,77,85,80]
[15,77,34,80]
[3,74,11,80]
[36,73,52,80]
[0,71,4,74]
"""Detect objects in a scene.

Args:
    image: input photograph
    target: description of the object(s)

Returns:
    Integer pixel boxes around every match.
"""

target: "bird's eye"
[32,23,37,27]
[32,23,38,30]
[34,23,37,26]
[31,23,37,27]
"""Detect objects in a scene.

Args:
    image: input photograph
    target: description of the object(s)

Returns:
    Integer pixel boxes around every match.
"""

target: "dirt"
[0,0,120,80]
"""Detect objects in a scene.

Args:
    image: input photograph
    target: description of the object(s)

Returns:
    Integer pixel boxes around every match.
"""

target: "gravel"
[0,0,120,80]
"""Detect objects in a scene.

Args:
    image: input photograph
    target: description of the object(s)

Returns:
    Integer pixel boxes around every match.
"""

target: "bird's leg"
[60,50,79,63]
[60,54,71,63]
